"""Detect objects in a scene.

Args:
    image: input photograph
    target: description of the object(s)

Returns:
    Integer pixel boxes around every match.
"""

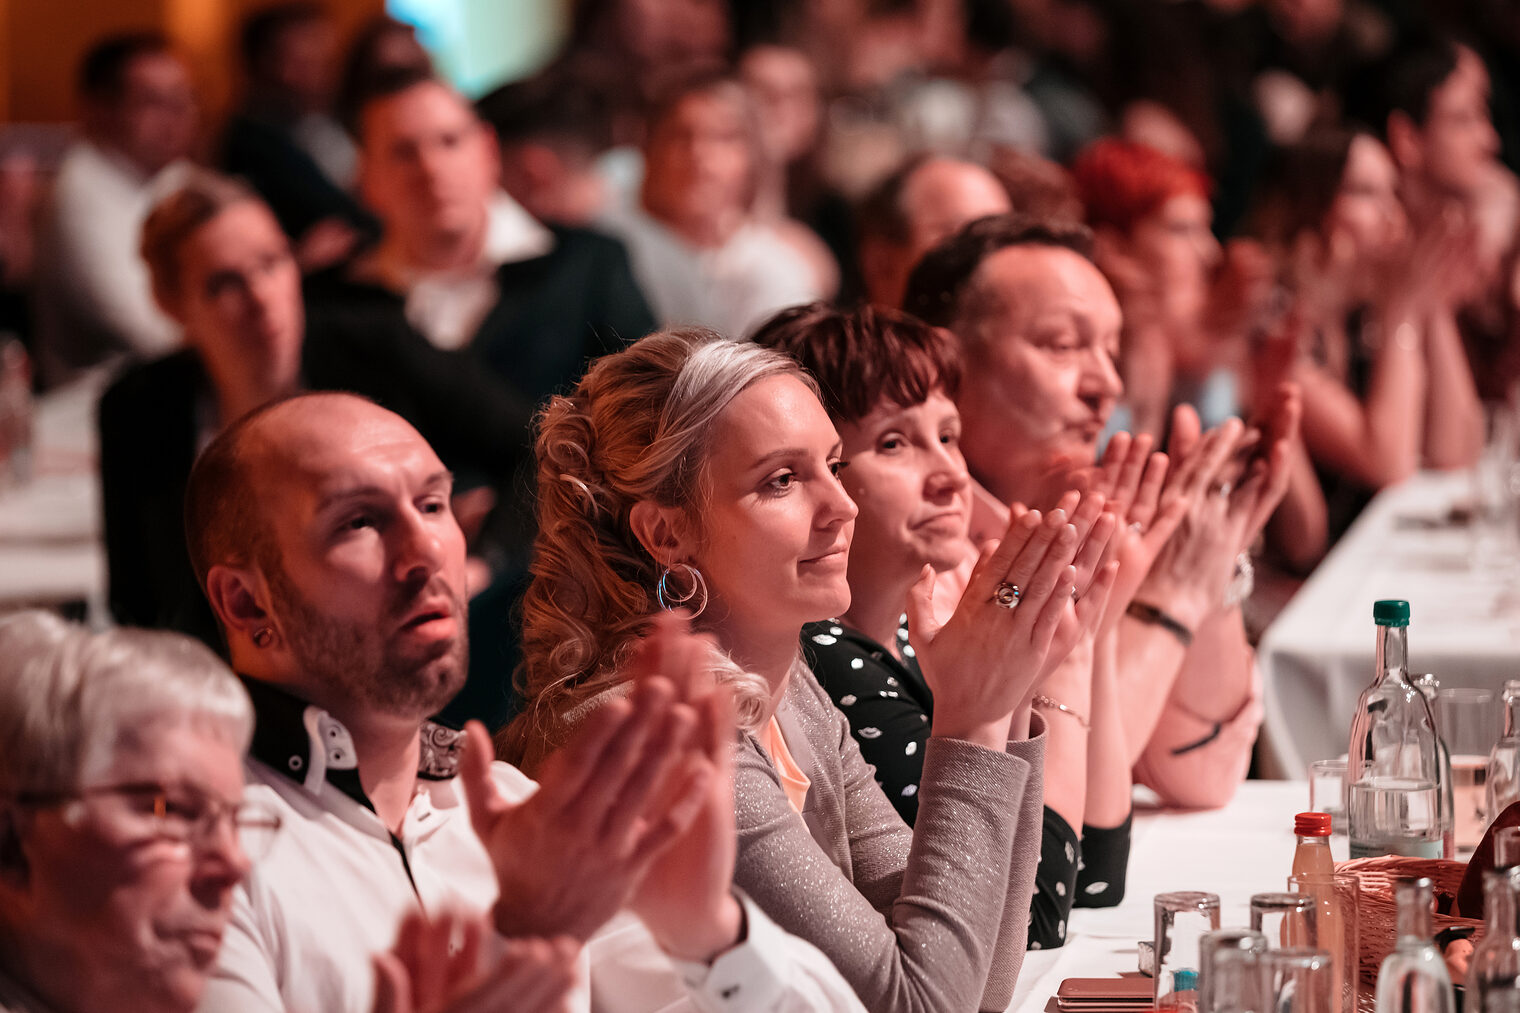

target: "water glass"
[1251,892,1318,951]
[1497,826,1520,867]
[1200,929,1268,1013]
[1440,688,1498,849]
[1264,948,1336,1013]
[1156,891,1223,1011]
[1288,873,1361,1013]
[1308,759,1347,837]
[1347,779,1443,859]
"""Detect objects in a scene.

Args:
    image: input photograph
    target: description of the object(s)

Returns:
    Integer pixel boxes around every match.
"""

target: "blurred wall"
[0,0,385,124]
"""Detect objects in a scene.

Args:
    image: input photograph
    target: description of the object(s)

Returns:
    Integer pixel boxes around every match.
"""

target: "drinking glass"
[1264,948,1336,1013]
[1309,759,1347,838]
[1347,779,1443,859]
[1497,826,1520,868]
[1440,688,1498,849]
[1200,929,1268,1013]
[1156,891,1223,1011]
[1288,873,1361,1013]
[1472,405,1520,571]
[1250,892,1318,950]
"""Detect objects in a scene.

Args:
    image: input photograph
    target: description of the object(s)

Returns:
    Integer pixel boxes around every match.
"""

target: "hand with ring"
[904,497,1096,749]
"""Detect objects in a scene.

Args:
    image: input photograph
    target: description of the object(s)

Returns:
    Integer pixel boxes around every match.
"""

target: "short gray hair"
[0,611,253,794]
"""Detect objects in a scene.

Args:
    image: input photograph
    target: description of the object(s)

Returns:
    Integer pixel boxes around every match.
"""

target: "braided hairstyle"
[499,327,821,767]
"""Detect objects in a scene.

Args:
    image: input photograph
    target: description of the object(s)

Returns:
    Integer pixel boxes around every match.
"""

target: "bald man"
[186,393,865,1013]
[857,156,1012,309]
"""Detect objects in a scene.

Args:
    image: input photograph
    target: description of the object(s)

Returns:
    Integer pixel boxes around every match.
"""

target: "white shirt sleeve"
[589,894,865,1013]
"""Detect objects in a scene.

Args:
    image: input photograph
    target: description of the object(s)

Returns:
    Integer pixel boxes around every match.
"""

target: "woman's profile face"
[690,375,857,636]
[1128,192,1220,329]
[837,388,970,581]
[1325,134,1406,272]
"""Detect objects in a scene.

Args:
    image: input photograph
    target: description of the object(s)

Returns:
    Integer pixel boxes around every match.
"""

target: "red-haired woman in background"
[1075,138,1329,575]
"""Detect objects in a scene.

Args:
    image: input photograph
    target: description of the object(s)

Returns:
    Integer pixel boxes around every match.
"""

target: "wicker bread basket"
[1337,856,1481,1011]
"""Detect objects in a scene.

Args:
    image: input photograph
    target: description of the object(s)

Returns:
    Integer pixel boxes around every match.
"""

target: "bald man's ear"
[204,564,275,654]
[628,500,698,568]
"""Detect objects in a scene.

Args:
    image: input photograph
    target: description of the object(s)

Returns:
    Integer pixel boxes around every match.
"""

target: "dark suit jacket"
[220,112,377,243]
[303,224,657,412]
[98,350,219,646]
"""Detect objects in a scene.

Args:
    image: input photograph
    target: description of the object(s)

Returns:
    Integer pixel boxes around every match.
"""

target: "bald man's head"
[188,394,370,587]
[186,393,468,716]
[859,156,1012,308]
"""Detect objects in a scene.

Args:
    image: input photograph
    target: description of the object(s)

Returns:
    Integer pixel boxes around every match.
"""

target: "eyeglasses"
[13,782,282,862]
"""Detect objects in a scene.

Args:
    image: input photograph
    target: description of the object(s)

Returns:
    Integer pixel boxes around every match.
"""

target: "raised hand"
[457,681,710,942]
[623,612,746,965]
[906,501,1083,749]
[371,912,579,1013]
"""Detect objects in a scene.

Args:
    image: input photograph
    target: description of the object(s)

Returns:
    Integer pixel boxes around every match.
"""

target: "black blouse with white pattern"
[802,617,1130,948]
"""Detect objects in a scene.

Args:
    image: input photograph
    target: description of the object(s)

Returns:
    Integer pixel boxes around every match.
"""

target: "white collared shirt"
[203,683,865,1013]
[597,207,820,340]
[34,139,187,380]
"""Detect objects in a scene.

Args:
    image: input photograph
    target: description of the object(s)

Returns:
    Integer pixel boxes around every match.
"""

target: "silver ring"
[1129,521,1144,534]
[1212,481,1233,498]
[992,582,1021,609]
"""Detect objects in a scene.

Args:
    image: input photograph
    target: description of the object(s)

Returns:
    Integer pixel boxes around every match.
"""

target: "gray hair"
[0,611,253,794]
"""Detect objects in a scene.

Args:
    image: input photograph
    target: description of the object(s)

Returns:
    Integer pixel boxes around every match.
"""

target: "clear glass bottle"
[1489,681,1520,825]
[1375,877,1455,1013]
[1347,601,1447,859]
[1469,867,1520,1013]
[1413,673,1457,858]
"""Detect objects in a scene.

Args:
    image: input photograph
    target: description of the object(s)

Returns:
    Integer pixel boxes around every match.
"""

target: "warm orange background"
[0,0,385,125]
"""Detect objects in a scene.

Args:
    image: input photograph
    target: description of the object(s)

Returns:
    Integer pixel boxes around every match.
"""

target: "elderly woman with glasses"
[0,611,276,1013]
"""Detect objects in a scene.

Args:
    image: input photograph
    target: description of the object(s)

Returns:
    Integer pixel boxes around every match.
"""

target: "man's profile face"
[359,81,498,247]
[953,245,1124,508]
[1416,47,1500,197]
[109,52,196,175]
[250,398,469,718]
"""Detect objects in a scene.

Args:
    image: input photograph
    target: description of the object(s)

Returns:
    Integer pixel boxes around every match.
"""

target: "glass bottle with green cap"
[1487,680,1520,823]
[1346,600,1448,859]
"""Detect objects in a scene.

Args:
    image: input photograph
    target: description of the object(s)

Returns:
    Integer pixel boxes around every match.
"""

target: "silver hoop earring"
[656,562,708,619]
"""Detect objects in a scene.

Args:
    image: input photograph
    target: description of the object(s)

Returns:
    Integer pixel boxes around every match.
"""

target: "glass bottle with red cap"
[1292,812,1334,879]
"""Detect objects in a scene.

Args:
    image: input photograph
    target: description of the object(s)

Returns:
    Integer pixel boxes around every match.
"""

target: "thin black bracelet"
[1125,601,1195,647]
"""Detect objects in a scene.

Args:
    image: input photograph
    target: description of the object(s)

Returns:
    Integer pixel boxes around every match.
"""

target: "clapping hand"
[372,911,579,1013]
[458,679,710,942]
[624,612,746,965]
[906,494,1088,748]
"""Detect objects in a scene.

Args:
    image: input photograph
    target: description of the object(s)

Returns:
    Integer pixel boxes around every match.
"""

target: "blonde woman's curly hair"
[498,327,821,768]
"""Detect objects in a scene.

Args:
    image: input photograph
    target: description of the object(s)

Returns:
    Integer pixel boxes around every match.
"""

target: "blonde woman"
[503,328,1107,1012]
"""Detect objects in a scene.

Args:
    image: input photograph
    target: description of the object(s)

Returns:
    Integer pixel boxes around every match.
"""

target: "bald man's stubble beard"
[267,563,469,721]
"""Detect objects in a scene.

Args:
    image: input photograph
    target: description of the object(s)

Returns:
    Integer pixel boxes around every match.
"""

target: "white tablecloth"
[0,374,105,615]
[1007,781,1305,1013]
[1257,470,1520,780]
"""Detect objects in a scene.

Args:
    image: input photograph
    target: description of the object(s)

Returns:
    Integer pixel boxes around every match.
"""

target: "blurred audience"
[101,172,533,654]
[1247,126,1484,541]
[221,2,374,272]
[598,73,829,338]
[310,68,653,408]
[0,612,268,1013]
[34,34,195,386]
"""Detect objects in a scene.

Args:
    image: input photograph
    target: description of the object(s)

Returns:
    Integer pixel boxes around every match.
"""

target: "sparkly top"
[733,661,1046,1012]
